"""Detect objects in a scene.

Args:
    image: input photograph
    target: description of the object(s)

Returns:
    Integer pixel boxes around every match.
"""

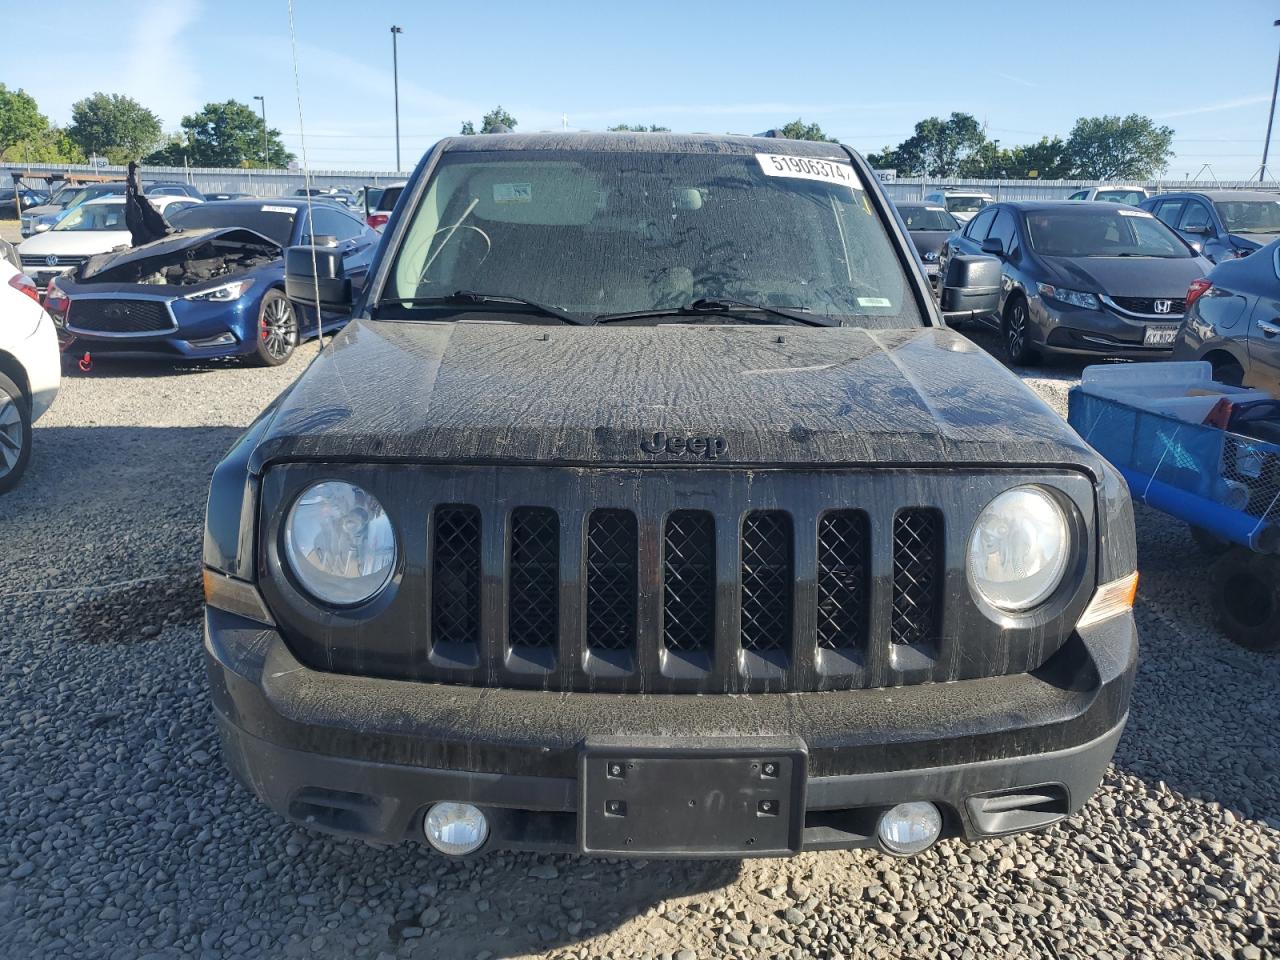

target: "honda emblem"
[1153,299,1172,314]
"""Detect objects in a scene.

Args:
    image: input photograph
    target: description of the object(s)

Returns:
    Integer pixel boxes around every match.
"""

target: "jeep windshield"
[381,149,922,327]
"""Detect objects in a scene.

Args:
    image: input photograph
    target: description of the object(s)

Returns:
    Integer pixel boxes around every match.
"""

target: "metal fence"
[4,161,1277,202]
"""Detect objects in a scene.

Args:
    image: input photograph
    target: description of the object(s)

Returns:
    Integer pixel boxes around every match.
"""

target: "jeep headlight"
[967,486,1070,612]
[284,481,396,605]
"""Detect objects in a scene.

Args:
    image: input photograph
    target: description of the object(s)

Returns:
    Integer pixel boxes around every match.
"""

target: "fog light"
[423,802,488,856]
[877,802,942,855]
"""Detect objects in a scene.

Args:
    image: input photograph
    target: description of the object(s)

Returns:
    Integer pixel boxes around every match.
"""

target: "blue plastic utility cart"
[1068,363,1280,649]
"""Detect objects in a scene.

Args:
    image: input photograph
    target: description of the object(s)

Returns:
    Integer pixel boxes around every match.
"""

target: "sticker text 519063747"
[755,153,861,189]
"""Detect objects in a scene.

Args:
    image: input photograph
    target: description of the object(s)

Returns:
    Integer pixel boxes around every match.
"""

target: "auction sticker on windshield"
[261,205,295,214]
[756,154,860,189]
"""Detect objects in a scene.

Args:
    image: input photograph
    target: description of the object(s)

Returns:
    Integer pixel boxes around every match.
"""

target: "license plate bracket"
[579,738,807,857]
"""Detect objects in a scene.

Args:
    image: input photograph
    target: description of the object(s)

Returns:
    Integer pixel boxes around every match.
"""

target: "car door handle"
[1260,320,1280,337]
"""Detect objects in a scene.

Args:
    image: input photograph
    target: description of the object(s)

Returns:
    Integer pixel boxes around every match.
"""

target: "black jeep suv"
[202,133,1138,859]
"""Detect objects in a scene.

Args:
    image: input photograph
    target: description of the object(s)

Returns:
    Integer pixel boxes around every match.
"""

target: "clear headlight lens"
[283,480,396,605]
[1037,283,1099,310]
[967,486,1071,612]
[185,279,254,302]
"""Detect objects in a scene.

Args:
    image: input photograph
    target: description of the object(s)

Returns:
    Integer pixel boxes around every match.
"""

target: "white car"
[0,258,60,492]
[16,195,202,291]
[1065,185,1152,205]
[922,189,996,224]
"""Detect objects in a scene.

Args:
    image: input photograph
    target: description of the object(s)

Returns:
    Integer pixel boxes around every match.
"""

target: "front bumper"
[206,604,1137,857]
[1030,297,1181,359]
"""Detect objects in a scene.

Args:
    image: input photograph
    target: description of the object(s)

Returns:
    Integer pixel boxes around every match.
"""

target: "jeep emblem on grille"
[1153,299,1172,314]
[45,254,58,267]
[640,431,728,460]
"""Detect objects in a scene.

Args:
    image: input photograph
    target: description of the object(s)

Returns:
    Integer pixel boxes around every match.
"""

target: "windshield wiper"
[595,297,833,327]
[374,290,585,325]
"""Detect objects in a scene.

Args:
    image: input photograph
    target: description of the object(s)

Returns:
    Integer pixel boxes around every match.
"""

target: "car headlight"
[1037,283,1099,311]
[921,250,939,263]
[967,486,1071,612]
[283,480,397,605]
[185,279,255,302]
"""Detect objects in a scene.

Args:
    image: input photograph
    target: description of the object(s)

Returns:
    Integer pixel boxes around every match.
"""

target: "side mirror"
[1183,224,1210,236]
[34,222,50,233]
[940,254,1001,320]
[980,236,1004,256]
[285,245,352,311]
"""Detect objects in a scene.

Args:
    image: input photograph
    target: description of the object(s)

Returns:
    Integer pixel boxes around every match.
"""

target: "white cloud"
[1155,94,1271,120]
[120,0,204,127]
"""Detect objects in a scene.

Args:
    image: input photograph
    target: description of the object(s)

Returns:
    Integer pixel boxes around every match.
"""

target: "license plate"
[1143,325,1179,346]
[580,739,806,857]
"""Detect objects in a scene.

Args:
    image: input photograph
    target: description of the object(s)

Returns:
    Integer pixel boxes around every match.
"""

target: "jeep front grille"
[264,465,1097,694]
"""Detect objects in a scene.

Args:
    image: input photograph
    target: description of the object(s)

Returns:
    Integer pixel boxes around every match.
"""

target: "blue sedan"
[50,199,378,365]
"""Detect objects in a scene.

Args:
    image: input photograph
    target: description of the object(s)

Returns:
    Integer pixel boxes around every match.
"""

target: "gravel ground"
[0,326,1278,960]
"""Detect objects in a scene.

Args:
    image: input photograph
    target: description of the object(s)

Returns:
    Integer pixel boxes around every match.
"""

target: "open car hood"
[78,227,280,282]
[248,320,1103,475]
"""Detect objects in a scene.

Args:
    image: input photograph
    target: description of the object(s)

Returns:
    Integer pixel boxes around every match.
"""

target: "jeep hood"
[249,320,1100,473]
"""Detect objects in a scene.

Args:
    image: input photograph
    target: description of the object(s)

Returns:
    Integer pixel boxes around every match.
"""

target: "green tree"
[870,113,987,178]
[1007,136,1072,179]
[1064,114,1174,179]
[68,93,163,162]
[144,100,293,167]
[772,119,835,142]
[0,84,48,154]
[0,126,84,163]
[461,106,517,135]
[608,124,671,132]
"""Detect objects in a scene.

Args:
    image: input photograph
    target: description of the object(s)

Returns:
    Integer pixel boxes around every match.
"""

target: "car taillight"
[1186,278,1213,310]
[7,272,39,303]
[44,278,70,323]
[367,212,389,229]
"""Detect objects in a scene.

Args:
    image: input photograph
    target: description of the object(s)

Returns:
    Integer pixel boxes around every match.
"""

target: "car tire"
[249,289,297,367]
[1001,296,1041,367]
[1209,548,1280,651]
[1210,357,1245,388]
[0,371,33,495]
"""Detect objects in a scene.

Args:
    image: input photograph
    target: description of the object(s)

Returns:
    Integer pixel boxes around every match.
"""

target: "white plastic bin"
[1079,362,1272,423]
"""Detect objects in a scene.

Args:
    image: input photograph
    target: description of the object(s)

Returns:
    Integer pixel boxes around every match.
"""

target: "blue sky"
[8,0,1280,178]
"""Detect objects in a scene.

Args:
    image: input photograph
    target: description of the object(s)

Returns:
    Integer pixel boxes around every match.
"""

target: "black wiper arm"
[596,297,832,327]
[374,290,585,325]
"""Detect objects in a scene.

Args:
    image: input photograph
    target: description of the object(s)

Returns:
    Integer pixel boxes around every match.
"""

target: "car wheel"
[0,372,33,494]
[1001,297,1041,367]
[1209,549,1280,651]
[1210,357,1245,388]
[249,290,297,367]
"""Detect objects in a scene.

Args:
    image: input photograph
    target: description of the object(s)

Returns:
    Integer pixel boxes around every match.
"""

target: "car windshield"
[1215,199,1280,234]
[946,196,991,213]
[1025,209,1192,258]
[385,149,921,327]
[1095,190,1146,205]
[168,202,296,246]
[53,202,127,232]
[900,206,957,231]
[375,186,403,212]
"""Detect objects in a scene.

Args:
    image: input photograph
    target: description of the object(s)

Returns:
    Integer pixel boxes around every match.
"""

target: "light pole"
[391,25,404,172]
[1260,19,1280,182]
[252,95,267,166]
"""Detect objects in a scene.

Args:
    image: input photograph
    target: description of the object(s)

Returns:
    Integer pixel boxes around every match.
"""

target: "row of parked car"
[896,187,1280,394]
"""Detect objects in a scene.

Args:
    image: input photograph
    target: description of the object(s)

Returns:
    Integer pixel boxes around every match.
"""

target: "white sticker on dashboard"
[857,296,892,307]
[756,153,861,189]
[1116,209,1152,217]
[261,205,296,214]
[493,182,532,204]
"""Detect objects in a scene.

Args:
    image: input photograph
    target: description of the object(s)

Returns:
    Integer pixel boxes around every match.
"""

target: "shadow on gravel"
[1110,505,1280,825]
[58,354,246,379]
[65,565,203,643]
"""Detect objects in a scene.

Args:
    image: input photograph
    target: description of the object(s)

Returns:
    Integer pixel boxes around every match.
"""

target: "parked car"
[50,198,377,366]
[1065,186,1151,205]
[895,201,959,286]
[1170,237,1280,393]
[0,258,60,492]
[923,189,995,224]
[202,132,1138,860]
[365,180,405,229]
[1142,190,1280,263]
[940,200,1213,364]
[20,181,203,237]
[16,195,202,293]
[3,186,50,217]
[294,187,358,210]
[355,185,384,216]
[205,192,253,202]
